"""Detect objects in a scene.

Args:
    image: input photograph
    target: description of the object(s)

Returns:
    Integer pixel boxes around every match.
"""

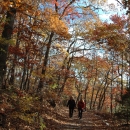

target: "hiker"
[67,96,76,118]
[77,98,85,119]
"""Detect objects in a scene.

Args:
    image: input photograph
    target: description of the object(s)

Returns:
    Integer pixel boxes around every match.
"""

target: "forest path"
[43,107,116,130]
[58,108,109,130]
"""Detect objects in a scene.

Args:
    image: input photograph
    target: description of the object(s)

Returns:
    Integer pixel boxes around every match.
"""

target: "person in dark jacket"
[77,98,85,119]
[67,96,76,118]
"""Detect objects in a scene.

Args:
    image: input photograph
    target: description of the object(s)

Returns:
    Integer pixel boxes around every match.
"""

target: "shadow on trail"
[44,107,130,130]
[57,108,109,130]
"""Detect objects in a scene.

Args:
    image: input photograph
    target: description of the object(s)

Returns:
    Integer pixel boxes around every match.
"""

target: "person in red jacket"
[77,98,85,119]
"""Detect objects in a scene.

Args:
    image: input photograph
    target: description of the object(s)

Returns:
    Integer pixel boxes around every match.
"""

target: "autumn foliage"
[0,0,130,129]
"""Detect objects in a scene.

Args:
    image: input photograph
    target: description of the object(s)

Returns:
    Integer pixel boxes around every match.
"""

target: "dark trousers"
[78,108,83,118]
[69,108,74,117]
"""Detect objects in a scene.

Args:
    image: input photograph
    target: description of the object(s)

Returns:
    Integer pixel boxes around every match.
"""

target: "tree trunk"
[38,32,54,91]
[120,52,124,105]
[93,87,100,109]
[9,29,21,85]
[97,82,108,110]
[84,82,89,110]
[0,7,16,88]
[90,87,95,110]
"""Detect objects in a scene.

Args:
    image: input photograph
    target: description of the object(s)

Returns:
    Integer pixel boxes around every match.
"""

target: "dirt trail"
[44,107,116,130]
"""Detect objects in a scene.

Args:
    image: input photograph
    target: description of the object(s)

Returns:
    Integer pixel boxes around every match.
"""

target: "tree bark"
[0,7,16,88]
[38,32,54,90]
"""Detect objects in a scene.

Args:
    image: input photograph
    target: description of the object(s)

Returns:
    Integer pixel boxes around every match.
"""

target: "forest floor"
[0,101,130,130]
[43,106,130,130]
